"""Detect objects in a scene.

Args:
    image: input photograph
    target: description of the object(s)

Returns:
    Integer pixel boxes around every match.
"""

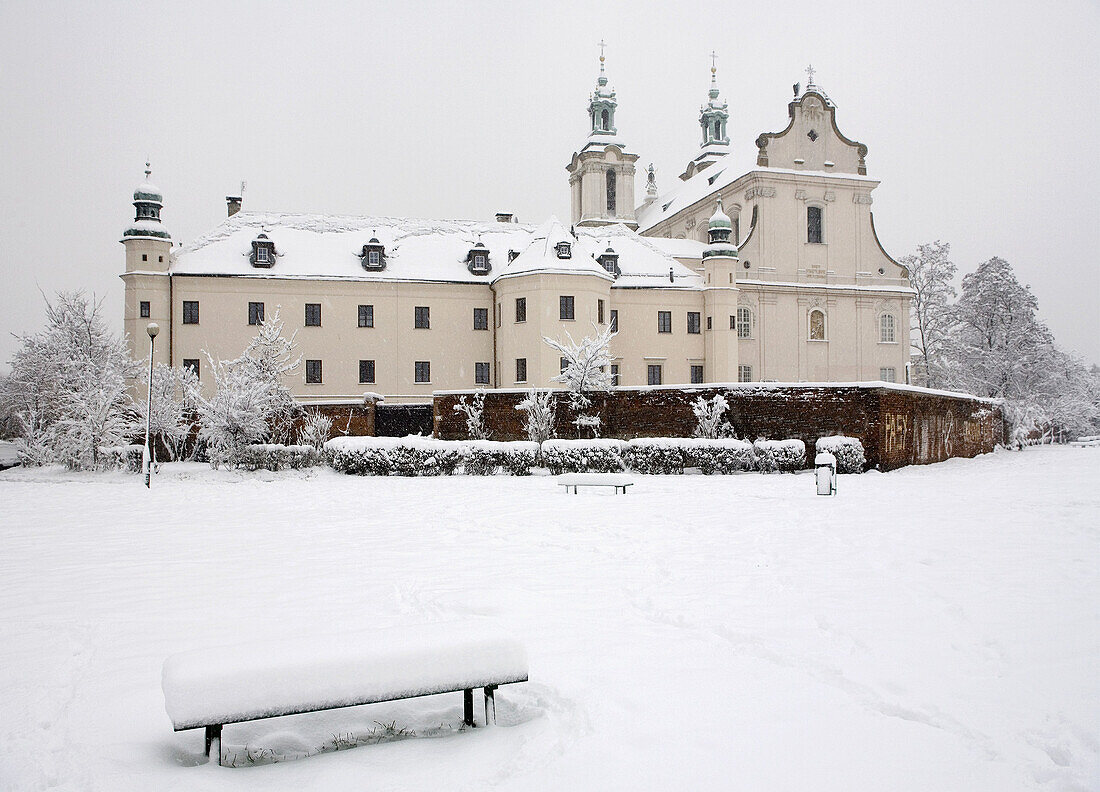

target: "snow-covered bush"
[240,444,322,471]
[815,435,866,473]
[453,390,490,440]
[692,394,733,439]
[325,437,464,477]
[753,438,806,472]
[138,363,200,461]
[516,389,555,446]
[461,440,538,476]
[100,444,145,472]
[544,323,617,410]
[623,438,685,474]
[573,413,601,438]
[296,409,333,450]
[681,438,756,474]
[540,439,625,474]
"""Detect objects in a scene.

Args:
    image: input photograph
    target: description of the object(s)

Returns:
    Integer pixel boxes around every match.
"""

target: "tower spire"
[698,52,729,151]
[586,41,618,139]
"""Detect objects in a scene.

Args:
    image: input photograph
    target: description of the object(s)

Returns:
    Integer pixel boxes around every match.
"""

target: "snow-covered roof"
[573,225,702,288]
[122,219,171,240]
[133,180,163,204]
[492,217,611,283]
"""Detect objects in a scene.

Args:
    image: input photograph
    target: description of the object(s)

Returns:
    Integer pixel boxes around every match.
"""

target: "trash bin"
[815,451,836,496]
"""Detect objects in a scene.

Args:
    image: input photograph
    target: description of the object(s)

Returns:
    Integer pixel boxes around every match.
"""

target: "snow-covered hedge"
[623,438,685,475]
[100,444,144,472]
[240,444,323,471]
[681,438,756,474]
[540,439,626,474]
[753,439,806,472]
[815,435,866,473]
[325,437,537,476]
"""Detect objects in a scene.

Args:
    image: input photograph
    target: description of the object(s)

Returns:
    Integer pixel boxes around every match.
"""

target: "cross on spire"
[145,161,151,179]
[805,64,816,86]
[598,39,606,64]
[710,50,718,75]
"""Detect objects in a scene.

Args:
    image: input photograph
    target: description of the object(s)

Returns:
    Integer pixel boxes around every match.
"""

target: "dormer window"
[466,242,491,275]
[597,245,620,278]
[250,233,276,268]
[555,241,572,259]
[507,249,520,262]
[360,235,386,271]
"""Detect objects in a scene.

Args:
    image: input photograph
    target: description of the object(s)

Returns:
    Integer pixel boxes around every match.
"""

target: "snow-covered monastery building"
[121,58,912,404]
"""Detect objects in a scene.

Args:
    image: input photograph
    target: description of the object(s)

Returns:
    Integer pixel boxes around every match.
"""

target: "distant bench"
[162,623,528,766]
[558,473,634,494]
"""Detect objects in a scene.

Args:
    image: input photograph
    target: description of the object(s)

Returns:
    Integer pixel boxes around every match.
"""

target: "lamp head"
[146,322,160,339]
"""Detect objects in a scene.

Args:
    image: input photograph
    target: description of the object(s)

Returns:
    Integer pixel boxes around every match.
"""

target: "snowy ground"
[1,446,1097,791]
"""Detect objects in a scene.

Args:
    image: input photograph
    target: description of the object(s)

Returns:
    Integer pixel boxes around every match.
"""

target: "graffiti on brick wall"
[884,412,909,455]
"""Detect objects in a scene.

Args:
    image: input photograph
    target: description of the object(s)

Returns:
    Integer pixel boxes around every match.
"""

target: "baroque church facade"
[121,57,912,404]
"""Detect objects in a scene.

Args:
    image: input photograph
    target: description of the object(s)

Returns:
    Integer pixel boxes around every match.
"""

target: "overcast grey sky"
[1,0,1097,370]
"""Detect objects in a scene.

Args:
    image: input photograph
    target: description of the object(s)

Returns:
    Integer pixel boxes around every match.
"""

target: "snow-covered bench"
[557,473,634,494]
[162,623,528,766]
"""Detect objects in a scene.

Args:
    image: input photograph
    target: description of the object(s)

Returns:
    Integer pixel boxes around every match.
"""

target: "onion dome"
[703,197,737,259]
[122,162,171,241]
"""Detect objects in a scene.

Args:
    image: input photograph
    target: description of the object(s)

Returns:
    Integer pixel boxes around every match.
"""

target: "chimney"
[226,195,242,217]
[495,212,515,223]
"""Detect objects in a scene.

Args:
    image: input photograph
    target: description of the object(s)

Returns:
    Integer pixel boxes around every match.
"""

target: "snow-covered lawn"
[1,446,1097,791]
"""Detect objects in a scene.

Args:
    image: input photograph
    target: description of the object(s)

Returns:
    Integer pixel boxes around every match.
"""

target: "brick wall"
[310,403,375,437]
[433,385,1004,471]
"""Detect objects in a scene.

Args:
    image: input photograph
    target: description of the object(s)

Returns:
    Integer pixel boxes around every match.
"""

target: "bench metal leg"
[484,685,497,726]
[463,688,475,727]
[205,724,222,766]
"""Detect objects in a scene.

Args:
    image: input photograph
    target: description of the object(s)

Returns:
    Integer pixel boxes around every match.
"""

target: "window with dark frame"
[560,357,569,374]
[706,316,712,330]
[248,301,265,326]
[515,297,527,323]
[610,364,620,386]
[687,312,701,334]
[414,361,430,383]
[559,295,575,321]
[516,357,527,382]
[690,364,704,384]
[139,301,150,318]
[606,169,616,213]
[657,310,672,333]
[359,359,375,384]
[358,304,374,328]
[496,303,502,328]
[474,307,489,330]
[475,362,490,384]
[738,365,752,382]
[807,205,823,243]
[305,359,322,383]
[182,301,199,324]
[610,309,618,332]
[305,303,321,327]
[183,359,200,379]
[598,299,605,325]
[647,364,662,386]
[414,306,430,329]
[737,307,752,339]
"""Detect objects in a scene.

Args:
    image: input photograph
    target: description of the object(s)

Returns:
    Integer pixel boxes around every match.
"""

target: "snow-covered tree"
[236,306,302,444]
[516,388,555,444]
[692,393,733,439]
[453,389,490,440]
[137,363,200,461]
[296,409,333,449]
[573,413,601,438]
[2,292,139,469]
[543,323,617,409]
[900,241,956,388]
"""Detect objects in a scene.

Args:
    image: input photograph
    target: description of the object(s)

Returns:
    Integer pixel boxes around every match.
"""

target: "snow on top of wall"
[162,620,528,729]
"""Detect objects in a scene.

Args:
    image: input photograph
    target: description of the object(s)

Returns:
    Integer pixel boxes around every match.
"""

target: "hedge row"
[326,437,539,476]
[240,444,323,471]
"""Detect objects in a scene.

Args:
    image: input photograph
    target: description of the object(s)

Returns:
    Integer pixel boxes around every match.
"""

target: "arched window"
[606,169,616,213]
[736,306,752,339]
[879,313,896,343]
[713,120,721,140]
[601,109,609,131]
[809,309,826,340]
[807,205,823,243]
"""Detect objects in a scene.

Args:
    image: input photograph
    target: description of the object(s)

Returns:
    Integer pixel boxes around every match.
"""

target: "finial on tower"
[597,40,608,85]
[145,161,152,180]
[646,163,658,198]
[710,51,718,78]
[805,64,816,87]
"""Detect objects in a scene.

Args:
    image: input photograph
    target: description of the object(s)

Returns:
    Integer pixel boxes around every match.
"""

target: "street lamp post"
[143,322,160,488]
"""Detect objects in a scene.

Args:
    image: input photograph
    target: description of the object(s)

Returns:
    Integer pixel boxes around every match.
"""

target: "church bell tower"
[566,43,638,229]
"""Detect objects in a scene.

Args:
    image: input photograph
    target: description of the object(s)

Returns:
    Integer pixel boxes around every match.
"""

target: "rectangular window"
[414,306,430,329]
[305,359,322,384]
[610,309,618,332]
[256,247,270,263]
[359,359,375,384]
[248,301,264,325]
[496,303,502,328]
[475,362,490,384]
[687,312,701,334]
[807,205,823,244]
[706,315,712,331]
[657,311,672,333]
[139,301,150,318]
[368,250,380,265]
[182,301,199,324]
[141,254,147,262]
[183,359,200,379]
[598,299,605,325]
[305,303,321,326]
[358,304,374,328]
[690,364,704,384]
[738,365,753,382]
[647,364,663,386]
[737,307,752,339]
[559,295,575,320]
[516,357,527,383]
[880,367,897,383]
[560,356,569,374]
[515,297,527,323]
[414,361,431,382]
[473,307,489,330]
[610,364,620,386]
